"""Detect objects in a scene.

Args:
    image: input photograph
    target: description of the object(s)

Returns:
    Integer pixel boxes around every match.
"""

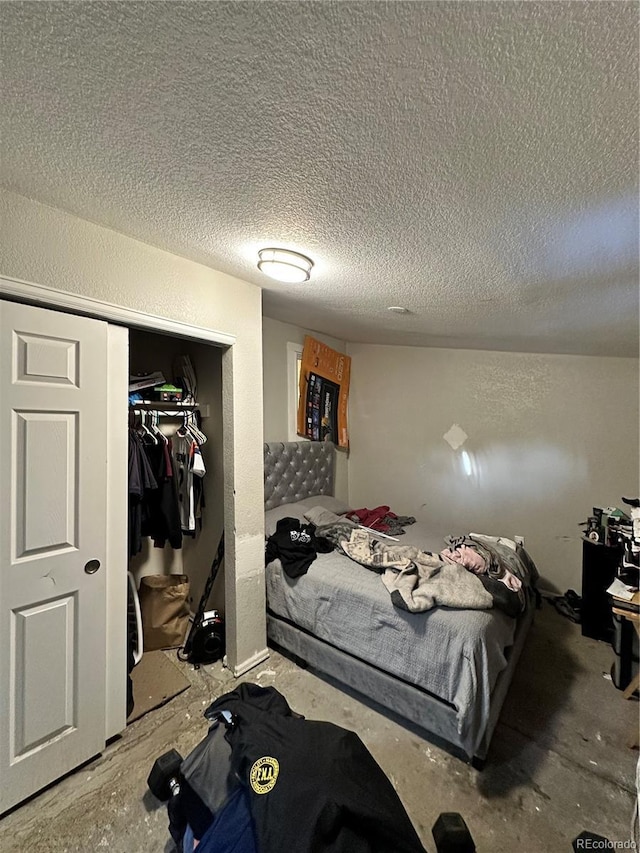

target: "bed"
[263,441,536,766]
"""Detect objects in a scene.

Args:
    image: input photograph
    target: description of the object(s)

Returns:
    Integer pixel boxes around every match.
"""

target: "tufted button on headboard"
[264,441,335,510]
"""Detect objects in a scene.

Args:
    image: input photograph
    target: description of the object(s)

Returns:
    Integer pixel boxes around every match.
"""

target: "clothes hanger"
[151,410,167,443]
[176,411,191,440]
[138,411,157,445]
[187,411,207,445]
[176,412,201,448]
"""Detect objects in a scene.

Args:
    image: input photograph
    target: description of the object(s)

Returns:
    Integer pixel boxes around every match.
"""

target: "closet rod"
[129,402,198,411]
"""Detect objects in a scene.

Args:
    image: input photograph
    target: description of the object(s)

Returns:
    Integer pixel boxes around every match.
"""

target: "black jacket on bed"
[265,517,333,577]
[195,683,426,853]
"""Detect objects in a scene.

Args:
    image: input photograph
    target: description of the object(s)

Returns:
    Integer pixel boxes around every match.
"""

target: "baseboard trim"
[232,648,270,678]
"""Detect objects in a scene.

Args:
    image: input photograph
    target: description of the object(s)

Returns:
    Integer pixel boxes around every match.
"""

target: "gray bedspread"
[265,501,519,756]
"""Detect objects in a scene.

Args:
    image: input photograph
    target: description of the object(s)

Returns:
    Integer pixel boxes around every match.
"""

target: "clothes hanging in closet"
[128,429,157,558]
[141,435,183,550]
[172,432,206,536]
[128,427,183,556]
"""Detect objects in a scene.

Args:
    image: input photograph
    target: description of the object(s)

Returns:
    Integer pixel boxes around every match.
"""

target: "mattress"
[265,499,519,755]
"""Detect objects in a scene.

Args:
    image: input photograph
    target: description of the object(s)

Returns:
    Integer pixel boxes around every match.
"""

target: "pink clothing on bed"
[440,545,486,573]
[499,570,522,592]
[440,545,523,592]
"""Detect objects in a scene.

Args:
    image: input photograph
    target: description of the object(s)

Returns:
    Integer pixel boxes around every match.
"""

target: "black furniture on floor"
[612,610,640,691]
[581,539,622,642]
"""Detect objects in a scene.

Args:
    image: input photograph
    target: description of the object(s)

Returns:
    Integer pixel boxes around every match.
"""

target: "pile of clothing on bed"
[266,506,538,617]
[344,505,416,536]
[438,533,539,617]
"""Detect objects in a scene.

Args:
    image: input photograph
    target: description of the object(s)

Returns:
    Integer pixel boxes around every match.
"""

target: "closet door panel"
[14,410,78,557]
[12,593,76,756]
[0,300,108,815]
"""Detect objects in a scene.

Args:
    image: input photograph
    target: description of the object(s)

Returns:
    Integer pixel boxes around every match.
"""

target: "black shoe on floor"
[553,596,581,623]
[564,589,582,612]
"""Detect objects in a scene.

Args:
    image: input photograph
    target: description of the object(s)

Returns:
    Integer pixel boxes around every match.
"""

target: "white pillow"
[264,495,350,537]
[300,494,350,515]
[264,500,310,537]
[304,506,354,528]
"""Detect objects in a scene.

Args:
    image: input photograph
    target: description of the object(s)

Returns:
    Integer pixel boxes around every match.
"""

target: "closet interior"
[127,328,225,657]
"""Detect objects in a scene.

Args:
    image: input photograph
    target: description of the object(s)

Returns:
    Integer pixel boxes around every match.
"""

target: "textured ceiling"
[1,1,638,356]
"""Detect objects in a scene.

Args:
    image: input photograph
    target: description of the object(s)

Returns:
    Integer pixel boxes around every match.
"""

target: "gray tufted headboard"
[264,442,335,510]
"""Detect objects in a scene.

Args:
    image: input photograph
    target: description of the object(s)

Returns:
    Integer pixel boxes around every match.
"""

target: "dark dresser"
[581,538,622,642]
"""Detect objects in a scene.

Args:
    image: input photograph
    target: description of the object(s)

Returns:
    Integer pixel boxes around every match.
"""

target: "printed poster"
[297,336,351,448]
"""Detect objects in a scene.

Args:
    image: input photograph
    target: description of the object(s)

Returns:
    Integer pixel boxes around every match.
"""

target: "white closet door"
[0,300,108,814]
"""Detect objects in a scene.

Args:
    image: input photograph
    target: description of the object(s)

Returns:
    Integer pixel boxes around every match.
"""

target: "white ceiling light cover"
[258,248,314,283]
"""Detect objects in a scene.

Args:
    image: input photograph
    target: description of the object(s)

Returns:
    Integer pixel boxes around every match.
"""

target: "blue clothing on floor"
[183,787,257,853]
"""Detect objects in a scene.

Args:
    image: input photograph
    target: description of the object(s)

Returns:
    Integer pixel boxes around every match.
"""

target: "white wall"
[262,315,349,501]
[346,343,639,593]
[0,188,267,676]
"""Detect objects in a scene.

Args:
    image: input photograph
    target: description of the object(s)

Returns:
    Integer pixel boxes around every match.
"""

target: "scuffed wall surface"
[346,343,639,592]
[0,188,266,674]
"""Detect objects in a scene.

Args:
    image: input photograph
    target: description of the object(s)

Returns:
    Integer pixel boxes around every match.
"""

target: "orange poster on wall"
[297,336,351,448]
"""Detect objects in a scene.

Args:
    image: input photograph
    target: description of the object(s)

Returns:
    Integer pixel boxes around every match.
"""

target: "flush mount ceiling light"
[257,248,313,283]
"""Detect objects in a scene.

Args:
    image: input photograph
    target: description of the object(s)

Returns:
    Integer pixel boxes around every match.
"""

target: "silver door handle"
[84,559,101,574]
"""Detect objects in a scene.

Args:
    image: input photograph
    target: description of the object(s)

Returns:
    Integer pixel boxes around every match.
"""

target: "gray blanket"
[304,505,358,545]
[340,528,493,612]
[307,507,495,613]
[266,502,520,757]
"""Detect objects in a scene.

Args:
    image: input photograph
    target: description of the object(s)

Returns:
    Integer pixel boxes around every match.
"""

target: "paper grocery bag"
[138,574,190,651]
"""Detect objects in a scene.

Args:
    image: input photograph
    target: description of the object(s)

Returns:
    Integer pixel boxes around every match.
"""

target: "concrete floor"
[1,601,638,853]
